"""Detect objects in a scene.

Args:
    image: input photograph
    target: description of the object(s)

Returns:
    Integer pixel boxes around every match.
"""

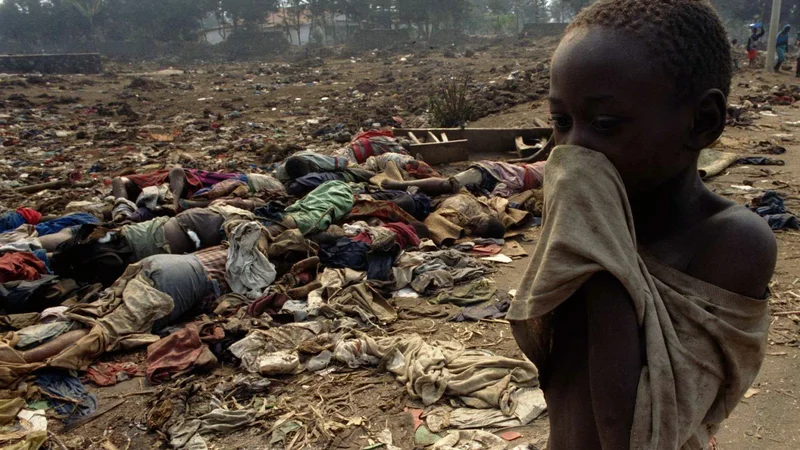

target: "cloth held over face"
[507,146,769,449]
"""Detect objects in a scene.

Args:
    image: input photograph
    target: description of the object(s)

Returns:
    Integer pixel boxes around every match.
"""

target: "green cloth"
[0,398,25,425]
[285,181,354,235]
[121,216,170,261]
[432,279,497,306]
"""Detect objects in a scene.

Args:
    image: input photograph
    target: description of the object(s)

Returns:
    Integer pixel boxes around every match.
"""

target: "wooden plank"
[407,132,421,145]
[427,131,440,143]
[441,133,449,142]
[409,140,469,165]
[394,128,552,154]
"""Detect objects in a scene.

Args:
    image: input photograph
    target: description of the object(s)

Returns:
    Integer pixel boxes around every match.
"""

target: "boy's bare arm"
[585,272,641,450]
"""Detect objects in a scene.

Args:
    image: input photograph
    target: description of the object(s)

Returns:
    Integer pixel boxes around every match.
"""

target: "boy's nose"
[561,128,593,150]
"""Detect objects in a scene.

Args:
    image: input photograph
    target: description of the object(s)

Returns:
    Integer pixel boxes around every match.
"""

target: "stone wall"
[0,53,102,74]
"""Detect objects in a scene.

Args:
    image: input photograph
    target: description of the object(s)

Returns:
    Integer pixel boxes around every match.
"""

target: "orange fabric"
[0,252,47,283]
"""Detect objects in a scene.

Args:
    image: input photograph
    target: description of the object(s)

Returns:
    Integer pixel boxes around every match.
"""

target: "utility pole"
[765,0,782,71]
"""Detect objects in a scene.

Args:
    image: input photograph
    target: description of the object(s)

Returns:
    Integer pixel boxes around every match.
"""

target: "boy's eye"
[549,115,572,131]
[591,116,622,132]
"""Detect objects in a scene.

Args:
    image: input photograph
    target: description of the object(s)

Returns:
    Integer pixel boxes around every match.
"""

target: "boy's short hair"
[567,0,732,99]
[284,156,313,179]
[475,216,506,239]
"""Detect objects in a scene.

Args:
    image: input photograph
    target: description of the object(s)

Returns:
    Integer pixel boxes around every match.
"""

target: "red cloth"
[126,169,238,197]
[747,49,758,60]
[0,252,47,283]
[125,170,172,189]
[16,208,42,225]
[382,222,420,248]
[85,362,143,386]
[521,162,546,191]
[245,292,289,317]
[352,232,373,245]
[403,160,440,179]
[349,130,406,164]
[145,324,216,383]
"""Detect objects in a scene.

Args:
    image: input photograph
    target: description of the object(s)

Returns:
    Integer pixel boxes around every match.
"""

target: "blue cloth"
[766,214,799,230]
[35,213,100,236]
[749,191,799,230]
[34,370,98,423]
[32,249,52,273]
[319,237,369,271]
[777,46,787,63]
[0,211,26,234]
[367,190,432,221]
[253,203,285,224]
[287,172,349,197]
[0,274,59,314]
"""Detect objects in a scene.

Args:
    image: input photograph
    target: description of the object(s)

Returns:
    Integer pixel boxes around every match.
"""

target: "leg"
[38,227,75,252]
[19,329,89,363]
[111,177,136,200]
[381,177,457,196]
[168,167,189,209]
[180,199,211,210]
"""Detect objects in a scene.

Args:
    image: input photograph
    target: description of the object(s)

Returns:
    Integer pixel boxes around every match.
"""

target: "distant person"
[775,24,791,72]
[747,23,765,67]
[731,39,739,70]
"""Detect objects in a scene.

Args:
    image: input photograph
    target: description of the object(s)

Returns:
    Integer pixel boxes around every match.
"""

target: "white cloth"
[225,221,276,299]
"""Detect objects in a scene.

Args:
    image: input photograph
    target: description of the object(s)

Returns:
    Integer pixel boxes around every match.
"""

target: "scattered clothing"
[146,324,217,383]
[246,292,289,317]
[274,150,349,182]
[121,216,171,261]
[0,252,47,283]
[319,237,370,271]
[34,370,98,422]
[0,209,41,234]
[749,190,800,230]
[225,221,276,299]
[348,130,408,164]
[34,213,100,237]
[284,181,355,235]
[736,157,785,166]
[85,362,143,386]
[333,332,538,411]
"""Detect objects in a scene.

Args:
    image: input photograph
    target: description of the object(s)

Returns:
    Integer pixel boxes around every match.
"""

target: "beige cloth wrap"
[507,145,769,449]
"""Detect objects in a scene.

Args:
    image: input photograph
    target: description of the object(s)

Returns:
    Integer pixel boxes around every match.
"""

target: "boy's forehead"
[551,27,673,99]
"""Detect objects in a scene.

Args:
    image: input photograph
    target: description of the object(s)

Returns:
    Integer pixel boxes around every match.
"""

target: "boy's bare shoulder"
[688,204,777,298]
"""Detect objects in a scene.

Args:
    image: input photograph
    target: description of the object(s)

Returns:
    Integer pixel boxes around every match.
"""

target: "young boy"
[746,23,765,67]
[509,1,777,449]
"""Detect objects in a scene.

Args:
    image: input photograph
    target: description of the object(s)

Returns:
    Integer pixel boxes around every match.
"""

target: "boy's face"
[549,27,698,195]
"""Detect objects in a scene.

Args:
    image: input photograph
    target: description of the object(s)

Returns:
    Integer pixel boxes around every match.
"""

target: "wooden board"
[395,128,552,156]
[409,140,470,165]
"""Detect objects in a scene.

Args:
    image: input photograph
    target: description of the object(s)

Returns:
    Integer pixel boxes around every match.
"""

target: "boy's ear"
[687,89,727,151]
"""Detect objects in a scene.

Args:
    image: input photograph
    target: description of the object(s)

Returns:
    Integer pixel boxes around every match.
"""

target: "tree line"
[0,0,796,52]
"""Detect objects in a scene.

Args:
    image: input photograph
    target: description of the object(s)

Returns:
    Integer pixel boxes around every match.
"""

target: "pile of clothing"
[0,130,547,448]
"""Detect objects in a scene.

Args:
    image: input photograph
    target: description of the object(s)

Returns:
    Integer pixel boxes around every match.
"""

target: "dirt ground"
[3,38,800,449]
